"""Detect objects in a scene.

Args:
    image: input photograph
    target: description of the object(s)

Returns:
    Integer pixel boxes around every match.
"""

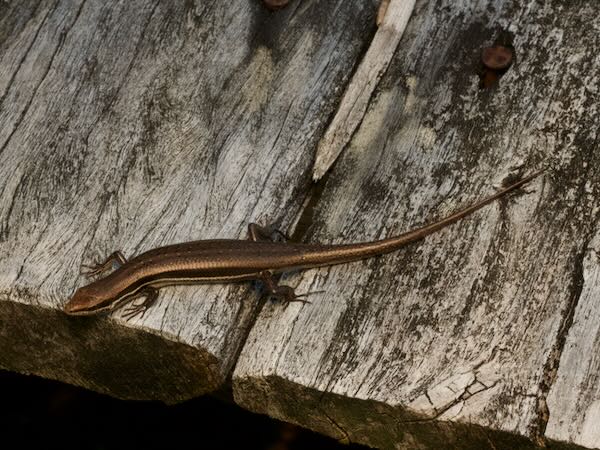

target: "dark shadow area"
[0,370,368,450]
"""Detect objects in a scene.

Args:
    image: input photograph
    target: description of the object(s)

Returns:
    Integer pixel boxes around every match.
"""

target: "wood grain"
[546,231,600,448]
[234,0,600,448]
[0,0,378,401]
[3,0,599,448]
[312,0,415,181]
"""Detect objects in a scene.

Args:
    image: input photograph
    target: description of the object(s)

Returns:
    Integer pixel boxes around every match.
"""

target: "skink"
[64,171,541,318]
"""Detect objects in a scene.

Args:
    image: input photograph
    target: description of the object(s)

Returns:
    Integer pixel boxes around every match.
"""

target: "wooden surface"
[1,0,599,449]
[234,0,600,449]
[546,231,600,448]
[0,0,378,401]
[312,0,415,181]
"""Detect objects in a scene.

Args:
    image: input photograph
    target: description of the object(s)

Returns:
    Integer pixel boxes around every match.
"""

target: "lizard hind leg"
[247,223,289,243]
[260,271,314,305]
[121,287,159,320]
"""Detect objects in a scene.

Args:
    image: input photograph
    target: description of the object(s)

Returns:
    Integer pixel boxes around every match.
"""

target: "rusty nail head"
[481,45,513,70]
[263,0,290,10]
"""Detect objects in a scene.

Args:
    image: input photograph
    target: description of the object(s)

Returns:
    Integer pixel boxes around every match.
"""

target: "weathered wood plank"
[546,231,600,448]
[312,0,415,181]
[234,0,600,448]
[0,0,378,401]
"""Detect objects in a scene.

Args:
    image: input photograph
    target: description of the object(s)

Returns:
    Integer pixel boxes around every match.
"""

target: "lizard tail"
[300,170,543,267]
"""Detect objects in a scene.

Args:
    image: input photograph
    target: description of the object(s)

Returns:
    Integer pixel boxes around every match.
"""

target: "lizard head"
[64,284,114,316]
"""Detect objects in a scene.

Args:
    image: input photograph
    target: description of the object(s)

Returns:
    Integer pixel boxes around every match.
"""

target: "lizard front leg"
[81,251,128,278]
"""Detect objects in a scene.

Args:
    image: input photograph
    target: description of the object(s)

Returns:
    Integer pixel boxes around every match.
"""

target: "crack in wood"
[106,0,161,114]
[530,238,590,446]
[311,0,415,181]
[430,377,499,422]
[320,405,351,444]
[404,367,500,425]
[0,0,86,162]
[222,288,266,380]
[290,170,330,242]
[0,171,24,241]
[0,0,50,112]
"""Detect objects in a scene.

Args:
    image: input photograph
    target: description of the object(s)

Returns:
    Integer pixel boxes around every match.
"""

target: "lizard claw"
[122,303,147,320]
[272,287,324,305]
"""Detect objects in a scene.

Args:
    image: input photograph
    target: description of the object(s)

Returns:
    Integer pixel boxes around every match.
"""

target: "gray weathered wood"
[0,0,378,401]
[3,0,600,448]
[234,0,600,448]
[546,231,600,448]
[312,0,415,181]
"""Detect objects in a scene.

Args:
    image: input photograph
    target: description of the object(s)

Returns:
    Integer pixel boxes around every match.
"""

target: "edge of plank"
[0,296,223,403]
